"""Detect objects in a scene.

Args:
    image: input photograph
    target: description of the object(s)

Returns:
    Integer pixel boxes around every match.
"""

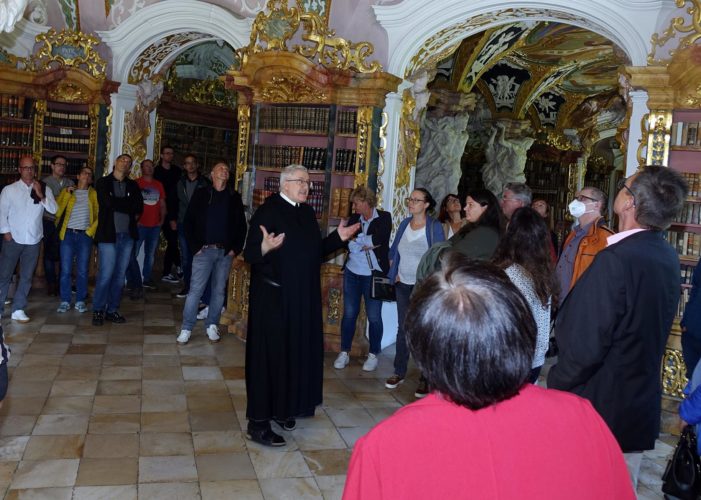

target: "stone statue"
[124,77,164,172]
[27,0,46,25]
[415,113,471,204]
[481,121,534,195]
[0,0,28,32]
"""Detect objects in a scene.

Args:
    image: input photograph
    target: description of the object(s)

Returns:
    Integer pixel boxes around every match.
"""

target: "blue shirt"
[346,208,381,276]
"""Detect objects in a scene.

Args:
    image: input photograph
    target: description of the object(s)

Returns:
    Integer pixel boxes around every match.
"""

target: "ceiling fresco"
[444,21,628,130]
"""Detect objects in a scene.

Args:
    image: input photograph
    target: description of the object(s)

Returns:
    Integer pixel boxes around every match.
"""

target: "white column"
[379,86,407,217]
[108,83,138,173]
[626,90,649,176]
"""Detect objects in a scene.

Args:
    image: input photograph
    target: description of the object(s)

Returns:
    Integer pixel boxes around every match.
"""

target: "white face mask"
[568,199,587,218]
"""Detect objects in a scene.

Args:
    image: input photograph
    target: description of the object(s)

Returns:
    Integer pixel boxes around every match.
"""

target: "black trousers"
[161,222,180,276]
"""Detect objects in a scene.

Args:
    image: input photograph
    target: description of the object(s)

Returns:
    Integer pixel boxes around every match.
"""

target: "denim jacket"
[387,215,444,283]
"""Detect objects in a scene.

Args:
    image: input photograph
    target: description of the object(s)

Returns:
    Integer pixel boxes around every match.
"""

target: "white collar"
[280,192,298,207]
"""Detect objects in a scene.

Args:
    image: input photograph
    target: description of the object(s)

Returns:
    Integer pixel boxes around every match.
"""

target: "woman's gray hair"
[280,164,308,186]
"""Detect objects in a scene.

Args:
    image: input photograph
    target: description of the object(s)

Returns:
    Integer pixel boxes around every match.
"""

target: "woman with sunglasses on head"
[437,193,466,239]
[385,187,444,398]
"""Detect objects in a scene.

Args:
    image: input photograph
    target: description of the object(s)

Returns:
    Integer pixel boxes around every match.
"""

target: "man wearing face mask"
[555,186,613,306]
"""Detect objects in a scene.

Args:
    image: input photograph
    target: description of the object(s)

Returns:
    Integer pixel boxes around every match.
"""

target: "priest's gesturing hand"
[260,225,285,256]
[337,220,361,242]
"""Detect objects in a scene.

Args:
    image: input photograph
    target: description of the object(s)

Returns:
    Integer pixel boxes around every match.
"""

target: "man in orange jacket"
[555,186,614,306]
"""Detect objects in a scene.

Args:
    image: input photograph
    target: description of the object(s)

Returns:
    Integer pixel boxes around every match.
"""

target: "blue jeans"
[59,230,92,303]
[393,282,414,378]
[126,225,160,288]
[93,233,134,313]
[340,270,383,354]
[182,247,232,331]
[178,223,192,288]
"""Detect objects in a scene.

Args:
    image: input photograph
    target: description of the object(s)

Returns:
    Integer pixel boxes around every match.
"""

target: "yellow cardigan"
[55,187,99,240]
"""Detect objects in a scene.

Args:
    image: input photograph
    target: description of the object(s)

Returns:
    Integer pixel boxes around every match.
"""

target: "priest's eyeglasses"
[285,178,312,187]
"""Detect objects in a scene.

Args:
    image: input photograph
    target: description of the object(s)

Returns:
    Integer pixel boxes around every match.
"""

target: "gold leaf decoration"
[33,29,106,79]
[260,75,328,103]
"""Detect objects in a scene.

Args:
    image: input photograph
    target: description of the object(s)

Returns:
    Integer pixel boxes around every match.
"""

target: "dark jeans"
[340,270,383,354]
[43,218,60,285]
[161,222,180,276]
[177,223,192,288]
[93,233,134,313]
[126,225,161,288]
[0,239,40,313]
[393,282,414,378]
[59,230,92,303]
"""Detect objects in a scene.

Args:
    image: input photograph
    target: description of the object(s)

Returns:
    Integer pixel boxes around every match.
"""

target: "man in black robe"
[244,164,360,447]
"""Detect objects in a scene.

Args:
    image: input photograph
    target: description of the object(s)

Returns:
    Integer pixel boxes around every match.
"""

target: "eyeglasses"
[405,197,427,204]
[617,179,636,204]
[575,194,598,203]
[285,178,311,187]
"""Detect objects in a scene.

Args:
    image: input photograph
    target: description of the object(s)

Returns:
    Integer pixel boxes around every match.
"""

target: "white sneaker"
[176,329,191,345]
[333,351,349,369]
[206,324,221,343]
[362,353,378,372]
[197,306,209,320]
[11,310,29,323]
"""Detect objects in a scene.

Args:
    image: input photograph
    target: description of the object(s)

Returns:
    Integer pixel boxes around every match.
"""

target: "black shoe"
[92,311,104,326]
[274,418,296,431]
[105,311,126,324]
[176,288,189,298]
[246,426,286,447]
[142,280,157,290]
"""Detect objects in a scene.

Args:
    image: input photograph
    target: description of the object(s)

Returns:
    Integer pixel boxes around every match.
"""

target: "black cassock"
[243,193,343,421]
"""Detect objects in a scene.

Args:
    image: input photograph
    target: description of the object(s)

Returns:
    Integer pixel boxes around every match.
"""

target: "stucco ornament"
[481,120,534,195]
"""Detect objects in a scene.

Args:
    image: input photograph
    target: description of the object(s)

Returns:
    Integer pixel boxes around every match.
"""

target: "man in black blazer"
[548,166,687,488]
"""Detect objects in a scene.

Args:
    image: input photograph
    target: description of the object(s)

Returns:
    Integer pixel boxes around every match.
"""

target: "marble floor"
[0,284,677,499]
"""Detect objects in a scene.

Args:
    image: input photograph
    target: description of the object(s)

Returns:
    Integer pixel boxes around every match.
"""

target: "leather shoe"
[274,418,296,431]
[246,426,286,447]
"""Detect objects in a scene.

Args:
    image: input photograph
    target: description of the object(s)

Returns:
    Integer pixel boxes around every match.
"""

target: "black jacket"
[154,163,182,223]
[94,173,143,243]
[548,230,679,452]
[346,209,392,275]
[184,184,247,256]
[175,174,211,224]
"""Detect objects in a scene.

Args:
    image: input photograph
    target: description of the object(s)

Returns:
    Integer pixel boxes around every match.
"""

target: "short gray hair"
[504,182,532,205]
[279,164,308,187]
[582,186,607,214]
[631,166,688,230]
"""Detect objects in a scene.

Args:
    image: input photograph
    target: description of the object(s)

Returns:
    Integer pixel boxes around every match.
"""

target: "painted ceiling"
[438,21,629,130]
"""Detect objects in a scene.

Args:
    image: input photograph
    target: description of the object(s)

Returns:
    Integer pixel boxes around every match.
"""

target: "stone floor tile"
[73,485,137,500]
[99,366,142,380]
[258,477,323,500]
[87,414,141,434]
[92,395,141,414]
[55,366,101,381]
[139,432,193,456]
[141,412,191,433]
[9,459,79,489]
[195,452,256,481]
[16,355,63,368]
[32,415,88,435]
[137,482,200,499]
[199,479,263,500]
[23,435,85,459]
[220,366,245,380]
[184,380,229,396]
[10,366,59,382]
[302,450,351,477]
[142,366,183,380]
[141,394,187,413]
[186,395,234,412]
[96,380,142,396]
[182,366,222,381]
[138,455,198,483]
[249,449,313,479]
[75,457,138,486]
[189,412,239,432]
[6,381,52,399]
[66,345,107,355]
[314,474,346,500]
[192,431,247,455]
[42,396,93,415]
[82,433,139,458]
[0,397,47,416]
[5,486,73,500]
[0,416,37,436]
[0,436,29,461]
[142,379,185,395]
[292,427,347,451]
[324,408,375,428]
[49,380,98,397]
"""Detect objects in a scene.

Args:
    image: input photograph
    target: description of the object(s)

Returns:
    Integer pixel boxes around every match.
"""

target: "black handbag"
[662,425,701,499]
[371,275,395,302]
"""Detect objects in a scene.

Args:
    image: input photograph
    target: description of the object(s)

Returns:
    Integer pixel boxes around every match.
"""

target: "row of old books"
[0,149,29,172]
[667,230,701,257]
[678,287,690,318]
[334,149,356,173]
[45,110,90,129]
[43,134,90,153]
[330,188,353,218]
[0,124,31,147]
[337,110,358,135]
[681,172,701,198]
[259,106,329,134]
[0,95,28,119]
[675,201,701,225]
[254,145,328,170]
[672,122,701,148]
[681,263,697,286]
